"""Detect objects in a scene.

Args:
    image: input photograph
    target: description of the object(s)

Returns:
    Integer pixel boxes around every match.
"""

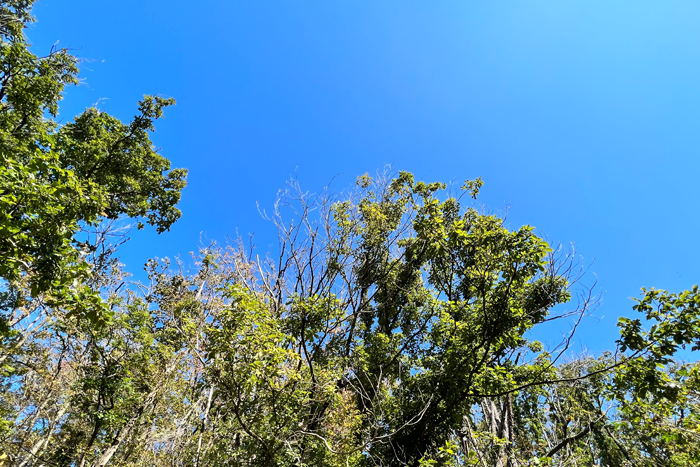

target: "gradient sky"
[28,0,700,354]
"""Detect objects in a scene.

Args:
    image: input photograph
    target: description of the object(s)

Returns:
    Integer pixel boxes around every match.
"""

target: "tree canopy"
[0,2,698,466]
[0,0,186,326]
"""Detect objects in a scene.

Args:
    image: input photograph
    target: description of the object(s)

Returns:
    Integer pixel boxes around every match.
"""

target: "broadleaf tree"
[0,0,186,328]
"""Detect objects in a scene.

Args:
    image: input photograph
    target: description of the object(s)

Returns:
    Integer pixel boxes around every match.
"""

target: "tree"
[0,1,187,460]
[234,171,591,466]
[2,168,698,466]
[0,0,186,328]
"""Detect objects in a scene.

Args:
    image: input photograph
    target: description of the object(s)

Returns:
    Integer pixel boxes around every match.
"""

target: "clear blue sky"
[29,0,700,354]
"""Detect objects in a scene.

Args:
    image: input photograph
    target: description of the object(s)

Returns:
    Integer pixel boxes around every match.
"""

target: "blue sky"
[29,1,700,353]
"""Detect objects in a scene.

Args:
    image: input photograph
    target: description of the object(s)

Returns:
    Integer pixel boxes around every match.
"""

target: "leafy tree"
[1,171,698,466]
[0,0,186,327]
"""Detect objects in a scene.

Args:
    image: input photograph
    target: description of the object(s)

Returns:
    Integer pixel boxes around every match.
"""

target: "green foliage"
[617,286,700,399]
[2,162,699,466]
[323,171,574,464]
[0,0,186,326]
